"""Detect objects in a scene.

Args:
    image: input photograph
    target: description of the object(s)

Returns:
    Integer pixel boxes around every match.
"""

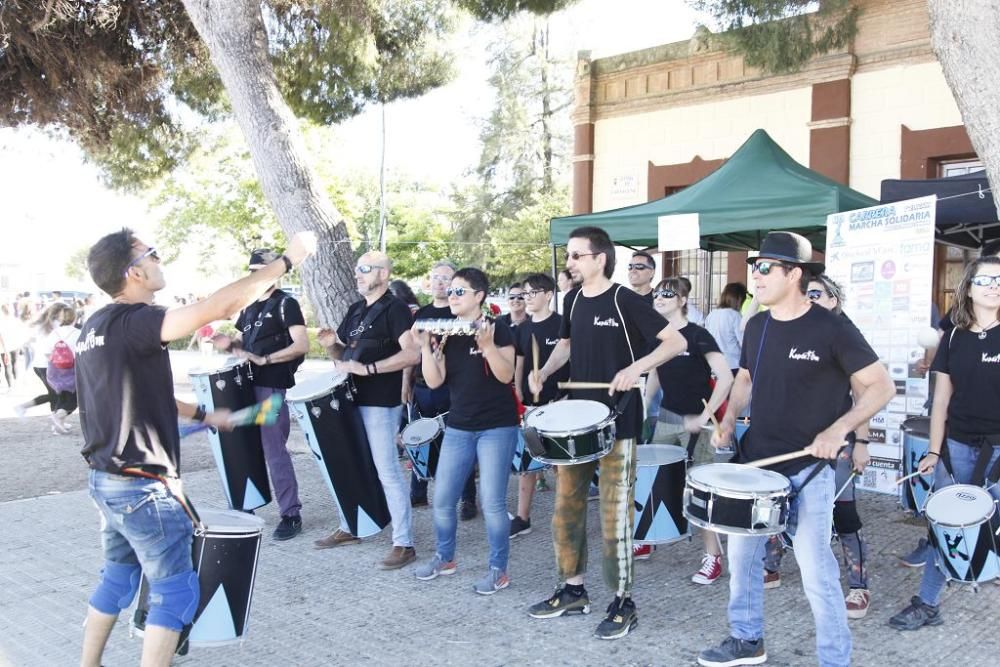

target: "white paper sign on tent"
[658,213,700,251]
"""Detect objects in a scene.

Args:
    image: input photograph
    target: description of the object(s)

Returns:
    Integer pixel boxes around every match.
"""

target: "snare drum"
[189,362,271,511]
[924,484,1000,584]
[521,400,616,465]
[132,509,265,647]
[401,417,444,480]
[901,416,934,514]
[684,463,791,536]
[287,373,390,538]
[512,429,546,475]
[634,445,689,544]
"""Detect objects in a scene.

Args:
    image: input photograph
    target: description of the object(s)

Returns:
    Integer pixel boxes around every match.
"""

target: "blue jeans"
[727,463,851,667]
[352,405,413,547]
[919,439,1000,605]
[409,385,476,504]
[432,426,518,571]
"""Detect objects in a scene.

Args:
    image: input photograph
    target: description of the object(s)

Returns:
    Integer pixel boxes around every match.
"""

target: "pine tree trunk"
[928,0,1000,220]
[539,21,554,194]
[180,0,356,326]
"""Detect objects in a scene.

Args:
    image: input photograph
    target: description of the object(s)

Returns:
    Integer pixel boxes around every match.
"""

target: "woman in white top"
[16,302,80,434]
[704,282,748,375]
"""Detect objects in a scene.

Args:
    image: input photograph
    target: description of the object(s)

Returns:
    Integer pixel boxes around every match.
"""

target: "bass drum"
[634,445,689,544]
[900,416,934,515]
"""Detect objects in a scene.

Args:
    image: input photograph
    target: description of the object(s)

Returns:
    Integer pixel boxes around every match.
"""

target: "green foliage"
[692,0,860,73]
[456,0,578,22]
[486,186,569,282]
[63,246,91,282]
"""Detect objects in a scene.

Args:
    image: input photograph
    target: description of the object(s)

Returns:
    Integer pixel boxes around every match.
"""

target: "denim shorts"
[88,470,195,581]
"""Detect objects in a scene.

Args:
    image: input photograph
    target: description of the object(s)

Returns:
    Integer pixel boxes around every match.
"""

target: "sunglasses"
[971,274,1000,287]
[508,294,525,301]
[123,247,159,278]
[355,264,386,274]
[751,260,787,276]
[628,263,653,271]
[565,251,599,261]
[446,287,479,297]
[653,289,677,299]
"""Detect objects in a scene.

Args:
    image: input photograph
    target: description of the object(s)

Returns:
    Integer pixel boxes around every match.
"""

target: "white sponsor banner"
[826,195,936,494]
[658,213,700,252]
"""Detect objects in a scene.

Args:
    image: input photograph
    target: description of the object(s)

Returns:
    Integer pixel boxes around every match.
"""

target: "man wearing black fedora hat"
[699,231,894,667]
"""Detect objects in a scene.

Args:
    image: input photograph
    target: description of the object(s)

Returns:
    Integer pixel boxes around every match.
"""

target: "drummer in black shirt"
[699,232,893,667]
[407,260,478,516]
[526,226,687,640]
[499,282,529,330]
[510,273,569,537]
[315,251,421,571]
[78,229,315,667]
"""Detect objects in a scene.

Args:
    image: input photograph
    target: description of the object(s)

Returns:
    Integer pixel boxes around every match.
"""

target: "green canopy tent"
[549,129,877,251]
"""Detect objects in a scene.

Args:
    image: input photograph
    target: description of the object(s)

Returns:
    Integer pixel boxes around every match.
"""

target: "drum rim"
[686,463,791,497]
[636,443,688,466]
[194,508,266,532]
[531,444,613,466]
[523,401,615,437]
[924,484,997,528]
[401,418,443,445]
[286,372,350,402]
[188,360,249,377]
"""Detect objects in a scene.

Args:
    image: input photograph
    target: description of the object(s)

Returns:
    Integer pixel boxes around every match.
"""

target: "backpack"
[50,338,75,370]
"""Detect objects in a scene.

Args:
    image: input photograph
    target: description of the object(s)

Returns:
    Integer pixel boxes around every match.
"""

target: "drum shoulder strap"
[613,284,635,364]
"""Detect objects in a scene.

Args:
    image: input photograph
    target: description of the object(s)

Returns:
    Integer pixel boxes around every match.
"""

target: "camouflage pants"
[552,438,637,597]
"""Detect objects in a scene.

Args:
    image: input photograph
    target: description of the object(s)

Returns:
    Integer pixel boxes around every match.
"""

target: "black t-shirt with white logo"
[337,292,413,407]
[739,304,878,476]
[413,303,453,386]
[515,313,569,406]
[235,290,306,389]
[498,313,525,332]
[560,284,668,440]
[443,318,519,430]
[656,323,720,415]
[931,326,1000,438]
[77,303,181,476]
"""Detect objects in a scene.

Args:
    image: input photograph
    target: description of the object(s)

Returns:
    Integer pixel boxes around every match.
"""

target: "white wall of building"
[850,60,963,197]
[591,86,813,213]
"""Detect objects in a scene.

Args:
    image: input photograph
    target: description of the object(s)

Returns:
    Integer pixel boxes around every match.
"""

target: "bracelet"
[366,363,374,376]
[193,406,206,423]
[265,354,271,365]
[372,361,378,375]
[855,438,870,445]
[925,451,940,459]
[280,255,293,274]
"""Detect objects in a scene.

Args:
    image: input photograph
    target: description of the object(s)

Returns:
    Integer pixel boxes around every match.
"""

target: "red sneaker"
[633,544,653,560]
[691,553,723,585]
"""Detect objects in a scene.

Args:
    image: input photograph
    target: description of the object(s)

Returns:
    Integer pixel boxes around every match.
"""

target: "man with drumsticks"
[699,232,893,667]
[315,251,421,571]
[527,225,687,640]
[77,228,315,667]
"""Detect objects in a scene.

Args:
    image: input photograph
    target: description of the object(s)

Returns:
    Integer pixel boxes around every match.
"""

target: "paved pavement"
[1,352,998,666]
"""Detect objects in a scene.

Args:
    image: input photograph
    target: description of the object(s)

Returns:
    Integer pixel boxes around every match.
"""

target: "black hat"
[248,248,279,270]
[747,232,825,275]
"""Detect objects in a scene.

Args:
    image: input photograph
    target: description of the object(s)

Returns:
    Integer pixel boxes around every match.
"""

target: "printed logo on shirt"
[545,337,559,346]
[75,328,106,354]
[788,347,821,362]
[983,352,1000,364]
[593,316,620,328]
[469,347,483,357]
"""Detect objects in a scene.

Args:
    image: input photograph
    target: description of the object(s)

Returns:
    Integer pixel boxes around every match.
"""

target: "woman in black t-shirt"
[642,277,732,581]
[411,267,519,595]
[890,255,1000,630]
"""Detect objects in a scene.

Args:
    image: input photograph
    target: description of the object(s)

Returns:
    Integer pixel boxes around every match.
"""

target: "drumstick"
[531,334,540,404]
[895,469,932,485]
[833,471,858,502]
[557,381,643,390]
[702,398,721,437]
[179,393,285,438]
[745,441,848,469]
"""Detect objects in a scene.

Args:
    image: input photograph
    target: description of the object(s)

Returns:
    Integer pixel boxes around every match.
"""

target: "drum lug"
[329,398,340,411]
[567,436,576,458]
[215,379,226,391]
[310,406,322,418]
[234,372,242,387]
[752,498,781,531]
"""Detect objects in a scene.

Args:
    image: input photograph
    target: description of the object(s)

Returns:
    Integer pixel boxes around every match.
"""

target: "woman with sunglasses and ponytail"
[890,255,1000,631]
[640,277,733,581]
[411,267,520,595]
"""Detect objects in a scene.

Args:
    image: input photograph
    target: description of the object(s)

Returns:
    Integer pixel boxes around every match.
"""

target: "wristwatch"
[280,255,293,273]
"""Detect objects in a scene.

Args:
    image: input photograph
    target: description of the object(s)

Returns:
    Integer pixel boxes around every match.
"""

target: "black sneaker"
[510,516,532,538]
[594,596,637,640]
[527,585,591,618]
[273,515,302,541]
[411,497,429,508]
[460,500,478,521]
[697,636,766,666]
[888,596,943,630]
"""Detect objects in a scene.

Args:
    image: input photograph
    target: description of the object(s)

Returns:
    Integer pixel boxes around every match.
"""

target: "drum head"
[524,400,611,434]
[924,485,995,526]
[197,508,265,533]
[287,372,348,402]
[402,418,441,444]
[689,463,788,493]
[188,359,246,377]
[638,444,687,467]
[902,416,930,436]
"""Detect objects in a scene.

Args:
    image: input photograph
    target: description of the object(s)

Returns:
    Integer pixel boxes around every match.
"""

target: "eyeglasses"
[446,287,479,297]
[430,273,452,282]
[508,294,525,301]
[653,289,677,299]
[355,264,386,274]
[123,247,159,278]
[971,274,1000,287]
[523,289,547,298]
[628,263,653,271]
[806,289,826,301]
[751,260,787,276]
[565,251,599,261]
